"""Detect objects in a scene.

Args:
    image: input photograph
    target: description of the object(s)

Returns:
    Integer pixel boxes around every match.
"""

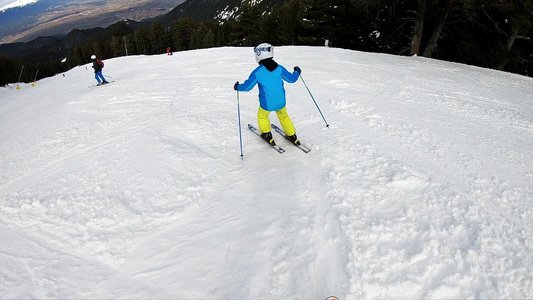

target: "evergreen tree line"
[2,0,531,87]
[0,57,71,87]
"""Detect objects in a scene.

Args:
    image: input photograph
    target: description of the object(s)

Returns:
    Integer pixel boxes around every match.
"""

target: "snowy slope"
[0,46,532,299]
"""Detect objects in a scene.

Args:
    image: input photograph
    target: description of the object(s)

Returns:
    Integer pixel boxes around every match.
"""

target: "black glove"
[294,66,301,74]
[234,81,239,91]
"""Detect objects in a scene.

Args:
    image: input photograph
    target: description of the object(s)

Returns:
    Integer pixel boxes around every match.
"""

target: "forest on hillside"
[1,0,532,86]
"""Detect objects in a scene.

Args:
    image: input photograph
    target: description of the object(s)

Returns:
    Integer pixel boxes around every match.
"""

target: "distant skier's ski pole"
[300,74,329,128]
[237,91,244,160]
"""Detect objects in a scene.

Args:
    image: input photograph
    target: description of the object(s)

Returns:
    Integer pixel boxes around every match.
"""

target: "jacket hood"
[259,58,278,71]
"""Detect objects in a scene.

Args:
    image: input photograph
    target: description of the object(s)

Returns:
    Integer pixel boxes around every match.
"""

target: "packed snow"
[0,46,532,299]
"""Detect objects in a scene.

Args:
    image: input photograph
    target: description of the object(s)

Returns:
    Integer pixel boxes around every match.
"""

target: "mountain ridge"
[0,0,186,44]
[155,0,285,24]
[0,0,275,60]
[0,21,142,62]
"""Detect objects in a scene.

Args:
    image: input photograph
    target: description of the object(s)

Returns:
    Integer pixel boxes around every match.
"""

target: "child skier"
[91,55,108,86]
[234,43,302,146]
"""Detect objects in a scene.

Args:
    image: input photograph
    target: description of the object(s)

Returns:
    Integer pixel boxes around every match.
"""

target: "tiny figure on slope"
[234,43,302,146]
[167,47,173,55]
[91,55,108,86]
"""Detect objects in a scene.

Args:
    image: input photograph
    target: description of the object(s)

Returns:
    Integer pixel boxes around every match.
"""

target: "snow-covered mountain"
[1,46,532,298]
[0,0,38,12]
[0,0,183,43]
[160,0,285,23]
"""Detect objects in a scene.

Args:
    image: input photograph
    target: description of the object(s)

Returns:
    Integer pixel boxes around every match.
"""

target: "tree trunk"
[410,0,427,56]
[422,0,455,58]
[496,28,519,70]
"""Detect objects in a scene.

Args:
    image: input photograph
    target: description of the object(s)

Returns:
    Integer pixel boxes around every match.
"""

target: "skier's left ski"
[271,124,311,153]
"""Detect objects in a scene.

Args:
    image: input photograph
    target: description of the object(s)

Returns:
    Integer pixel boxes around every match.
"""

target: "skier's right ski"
[271,124,311,153]
[248,124,285,153]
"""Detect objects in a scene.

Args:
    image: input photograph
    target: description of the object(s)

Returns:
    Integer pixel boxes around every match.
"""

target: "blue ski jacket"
[237,59,300,111]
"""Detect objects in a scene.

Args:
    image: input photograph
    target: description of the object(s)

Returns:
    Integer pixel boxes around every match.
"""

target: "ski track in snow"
[0,47,532,298]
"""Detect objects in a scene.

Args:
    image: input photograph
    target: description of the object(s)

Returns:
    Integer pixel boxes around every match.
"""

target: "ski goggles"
[254,46,272,56]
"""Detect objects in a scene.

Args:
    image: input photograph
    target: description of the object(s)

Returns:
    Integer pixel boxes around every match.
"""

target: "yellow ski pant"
[257,106,296,136]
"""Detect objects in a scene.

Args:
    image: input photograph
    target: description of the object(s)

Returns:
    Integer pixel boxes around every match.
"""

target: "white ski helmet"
[254,43,273,63]
[91,55,96,60]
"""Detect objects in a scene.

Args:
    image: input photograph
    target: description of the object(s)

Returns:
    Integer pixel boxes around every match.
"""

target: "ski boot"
[286,133,301,145]
[261,132,276,146]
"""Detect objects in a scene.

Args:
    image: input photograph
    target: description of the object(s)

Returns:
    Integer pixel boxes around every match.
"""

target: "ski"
[271,123,312,153]
[248,124,285,153]
[89,80,114,88]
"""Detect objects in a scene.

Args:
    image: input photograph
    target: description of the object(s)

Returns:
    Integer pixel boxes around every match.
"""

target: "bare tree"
[422,0,456,57]
[494,1,533,70]
[410,0,427,55]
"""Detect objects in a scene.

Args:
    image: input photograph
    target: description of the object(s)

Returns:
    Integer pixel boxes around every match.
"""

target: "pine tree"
[277,0,306,45]
[72,47,84,66]
[136,26,152,54]
[0,56,19,86]
[235,1,264,46]
[191,22,208,49]
[150,21,166,54]
[259,8,280,44]
[111,36,122,57]
[173,17,197,51]
[203,27,216,48]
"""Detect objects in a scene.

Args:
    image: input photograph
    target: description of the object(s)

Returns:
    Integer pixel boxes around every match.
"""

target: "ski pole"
[300,74,329,128]
[32,69,39,87]
[237,90,244,160]
[16,65,24,90]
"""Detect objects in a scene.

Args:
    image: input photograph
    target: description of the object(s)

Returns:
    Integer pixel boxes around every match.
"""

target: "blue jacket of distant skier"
[236,59,300,111]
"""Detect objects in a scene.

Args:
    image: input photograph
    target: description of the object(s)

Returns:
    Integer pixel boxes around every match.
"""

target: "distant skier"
[167,47,173,55]
[91,55,108,86]
[234,43,302,146]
